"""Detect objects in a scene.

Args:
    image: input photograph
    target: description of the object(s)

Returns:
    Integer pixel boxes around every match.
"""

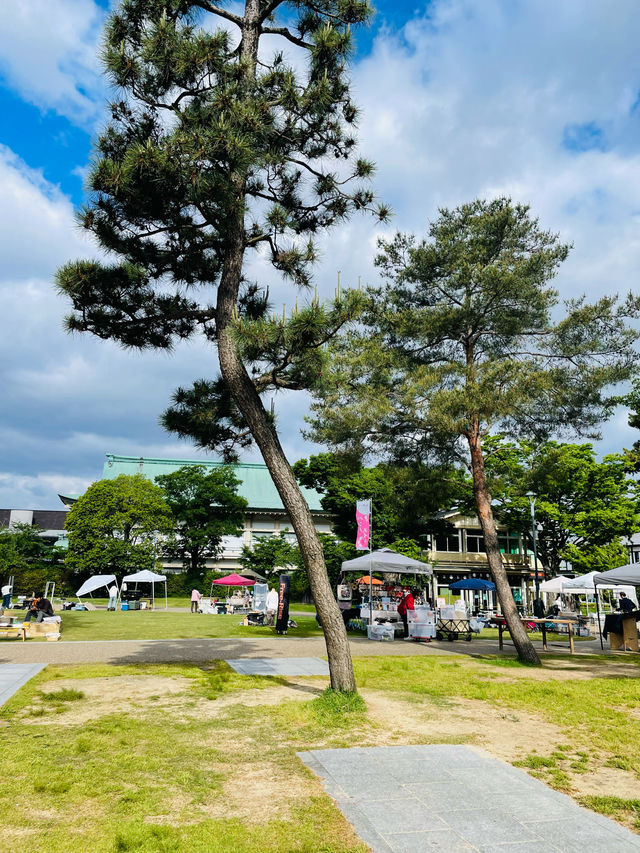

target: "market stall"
[208,572,255,614]
[593,564,640,651]
[122,569,168,610]
[340,548,435,640]
[76,574,118,606]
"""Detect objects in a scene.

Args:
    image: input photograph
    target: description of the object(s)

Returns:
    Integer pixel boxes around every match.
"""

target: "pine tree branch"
[259,0,287,23]
[260,26,312,49]
[192,1,244,28]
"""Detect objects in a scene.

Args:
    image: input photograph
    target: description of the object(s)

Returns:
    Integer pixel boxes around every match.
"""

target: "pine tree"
[308,198,640,664]
[56,0,387,692]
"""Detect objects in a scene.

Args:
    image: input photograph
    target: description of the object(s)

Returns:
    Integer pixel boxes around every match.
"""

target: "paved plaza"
[0,663,45,706]
[299,745,640,852]
[226,656,330,675]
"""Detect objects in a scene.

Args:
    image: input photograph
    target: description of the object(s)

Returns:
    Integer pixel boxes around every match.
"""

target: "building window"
[465,532,485,553]
[498,533,521,555]
[434,533,461,552]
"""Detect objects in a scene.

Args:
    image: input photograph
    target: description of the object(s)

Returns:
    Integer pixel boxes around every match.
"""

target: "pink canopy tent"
[212,573,255,586]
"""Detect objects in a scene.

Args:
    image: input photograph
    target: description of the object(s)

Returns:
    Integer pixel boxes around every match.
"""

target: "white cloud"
[4,0,640,509]
[0,0,106,124]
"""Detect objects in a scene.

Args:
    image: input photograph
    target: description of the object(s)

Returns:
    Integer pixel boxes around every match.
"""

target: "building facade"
[61,454,333,573]
[426,511,536,609]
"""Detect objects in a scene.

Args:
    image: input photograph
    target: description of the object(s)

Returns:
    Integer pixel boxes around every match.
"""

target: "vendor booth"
[206,573,255,615]
[76,574,118,607]
[593,564,640,651]
[121,569,168,610]
[341,548,435,641]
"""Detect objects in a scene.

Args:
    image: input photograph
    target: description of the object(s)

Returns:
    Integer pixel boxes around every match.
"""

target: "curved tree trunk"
[209,0,356,692]
[467,427,540,665]
[217,270,356,690]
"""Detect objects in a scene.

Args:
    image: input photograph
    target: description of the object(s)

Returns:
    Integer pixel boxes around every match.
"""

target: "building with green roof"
[60,454,332,573]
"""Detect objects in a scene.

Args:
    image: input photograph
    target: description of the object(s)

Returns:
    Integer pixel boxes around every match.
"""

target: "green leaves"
[310,197,640,461]
[65,475,174,575]
[156,465,247,572]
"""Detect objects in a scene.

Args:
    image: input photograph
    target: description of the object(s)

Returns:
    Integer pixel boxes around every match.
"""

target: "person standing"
[397,587,415,639]
[190,588,201,613]
[619,592,635,613]
[108,584,118,611]
[1,582,11,610]
[266,586,279,626]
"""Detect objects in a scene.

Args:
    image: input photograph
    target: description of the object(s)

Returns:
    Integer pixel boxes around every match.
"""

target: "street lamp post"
[526,492,541,616]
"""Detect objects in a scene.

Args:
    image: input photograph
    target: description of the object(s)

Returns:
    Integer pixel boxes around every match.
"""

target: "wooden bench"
[0,624,27,641]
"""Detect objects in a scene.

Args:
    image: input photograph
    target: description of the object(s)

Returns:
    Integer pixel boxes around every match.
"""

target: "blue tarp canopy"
[448,578,495,591]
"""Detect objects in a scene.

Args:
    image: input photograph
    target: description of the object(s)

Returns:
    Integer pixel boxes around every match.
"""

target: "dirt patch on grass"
[472,658,640,681]
[23,675,327,725]
[362,689,564,762]
[23,675,192,724]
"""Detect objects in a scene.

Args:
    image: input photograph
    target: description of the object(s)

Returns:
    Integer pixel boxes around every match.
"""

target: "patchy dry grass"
[1,654,639,850]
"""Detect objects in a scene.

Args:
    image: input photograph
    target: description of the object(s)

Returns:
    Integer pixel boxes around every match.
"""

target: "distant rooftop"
[99,454,325,513]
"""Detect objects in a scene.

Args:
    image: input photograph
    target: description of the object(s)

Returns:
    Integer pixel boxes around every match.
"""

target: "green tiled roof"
[101,454,325,512]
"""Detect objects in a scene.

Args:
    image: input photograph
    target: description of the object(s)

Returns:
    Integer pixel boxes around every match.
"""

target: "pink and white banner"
[355,499,371,550]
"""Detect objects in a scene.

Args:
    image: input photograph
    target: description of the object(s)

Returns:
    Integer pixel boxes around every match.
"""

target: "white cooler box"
[409,622,436,639]
[367,623,395,642]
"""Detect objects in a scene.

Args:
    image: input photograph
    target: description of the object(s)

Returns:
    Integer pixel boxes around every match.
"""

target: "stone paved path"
[299,745,640,852]
[226,656,330,675]
[0,635,610,666]
[0,663,46,706]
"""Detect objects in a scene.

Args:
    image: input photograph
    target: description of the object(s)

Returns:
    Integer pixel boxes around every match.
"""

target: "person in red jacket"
[397,587,415,638]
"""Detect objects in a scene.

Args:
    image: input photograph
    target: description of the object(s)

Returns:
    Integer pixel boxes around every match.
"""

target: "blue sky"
[1,0,640,509]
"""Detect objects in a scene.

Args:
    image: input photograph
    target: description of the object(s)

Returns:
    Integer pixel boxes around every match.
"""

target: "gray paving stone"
[225,657,329,676]
[299,745,640,853]
[444,807,541,848]
[0,663,45,706]
[522,815,640,852]
[384,830,476,852]
[358,799,449,834]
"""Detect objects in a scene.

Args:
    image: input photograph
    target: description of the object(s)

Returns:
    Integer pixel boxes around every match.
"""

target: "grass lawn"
[35,610,324,641]
[1,654,639,850]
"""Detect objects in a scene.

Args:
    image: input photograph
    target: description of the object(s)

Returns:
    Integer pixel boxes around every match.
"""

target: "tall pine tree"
[308,198,640,664]
[56,0,387,691]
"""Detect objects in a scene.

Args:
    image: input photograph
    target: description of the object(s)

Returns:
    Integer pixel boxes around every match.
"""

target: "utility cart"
[436,615,472,642]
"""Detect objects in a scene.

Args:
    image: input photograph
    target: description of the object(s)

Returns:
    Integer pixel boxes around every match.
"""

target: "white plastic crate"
[367,623,395,642]
[409,622,436,639]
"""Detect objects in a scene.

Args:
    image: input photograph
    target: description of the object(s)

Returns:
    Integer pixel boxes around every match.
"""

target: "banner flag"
[355,499,371,550]
[275,574,291,634]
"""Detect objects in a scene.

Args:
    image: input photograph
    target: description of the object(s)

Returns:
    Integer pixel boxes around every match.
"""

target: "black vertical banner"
[275,574,290,634]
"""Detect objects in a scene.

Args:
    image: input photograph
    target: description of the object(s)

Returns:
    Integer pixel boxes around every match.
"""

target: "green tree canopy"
[0,524,64,595]
[293,453,465,548]
[309,198,640,663]
[486,440,639,576]
[156,465,247,575]
[65,475,174,576]
[239,532,300,580]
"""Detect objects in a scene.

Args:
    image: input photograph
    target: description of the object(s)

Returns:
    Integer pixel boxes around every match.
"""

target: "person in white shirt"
[108,585,118,611]
[1,583,11,609]
[266,586,279,625]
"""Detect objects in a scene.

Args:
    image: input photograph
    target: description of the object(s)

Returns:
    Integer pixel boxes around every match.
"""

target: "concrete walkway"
[0,663,46,706]
[0,634,620,666]
[299,745,640,852]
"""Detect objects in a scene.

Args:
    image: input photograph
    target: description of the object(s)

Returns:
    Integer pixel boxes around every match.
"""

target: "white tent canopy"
[594,564,640,588]
[539,576,565,593]
[76,574,117,598]
[564,571,638,603]
[122,569,167,610]
[123,570,166,583]
[341,548,433,576]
